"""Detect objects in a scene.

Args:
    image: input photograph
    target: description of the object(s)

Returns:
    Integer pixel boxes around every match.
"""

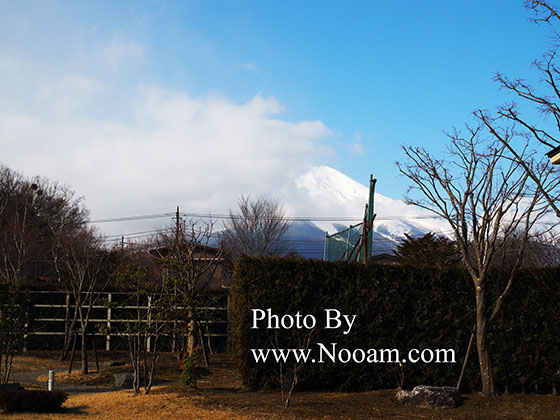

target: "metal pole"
[323,231,328,261]
[456,324,476,391]
[106,292,112,351]
[344,225,352,262]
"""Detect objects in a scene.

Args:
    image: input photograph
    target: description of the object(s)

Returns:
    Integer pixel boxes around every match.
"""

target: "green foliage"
[394,233,459,267]
[231,257,560,393]
[0,389,68,413]
[0,282,32,349]
[180,346,211,388]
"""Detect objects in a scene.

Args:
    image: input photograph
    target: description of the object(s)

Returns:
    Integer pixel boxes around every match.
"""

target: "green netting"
[324,175,377,263]
[326,222,364,262]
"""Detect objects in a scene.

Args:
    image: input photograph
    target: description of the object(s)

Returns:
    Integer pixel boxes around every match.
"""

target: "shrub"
[180,347,211,388]
[0,389,68,413]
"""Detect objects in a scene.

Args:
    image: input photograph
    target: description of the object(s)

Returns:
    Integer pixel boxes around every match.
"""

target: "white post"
[106,292,112,351]
[146,295,152,351]
[48,370,55,391]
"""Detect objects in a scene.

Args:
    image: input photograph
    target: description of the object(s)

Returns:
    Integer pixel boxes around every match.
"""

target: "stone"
[396,385,462,409]
[103,360,126,367]
[113,372,134,388]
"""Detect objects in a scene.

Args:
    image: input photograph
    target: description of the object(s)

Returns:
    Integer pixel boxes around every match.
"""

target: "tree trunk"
[81,329,88,375]
[60,301,78,361]
[475,286,495,396]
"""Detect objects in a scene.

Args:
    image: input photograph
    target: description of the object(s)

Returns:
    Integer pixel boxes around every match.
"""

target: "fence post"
[226,293,231,351]
[106,292,112,351]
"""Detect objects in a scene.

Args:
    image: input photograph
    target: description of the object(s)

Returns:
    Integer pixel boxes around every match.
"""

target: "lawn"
[4,351,560,420]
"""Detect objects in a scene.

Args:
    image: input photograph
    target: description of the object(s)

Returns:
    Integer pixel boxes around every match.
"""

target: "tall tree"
[397,125,559,396]
[222,195,292,260]
[0,165,88,376]
[0,165,88,285]
[476,0,560,217]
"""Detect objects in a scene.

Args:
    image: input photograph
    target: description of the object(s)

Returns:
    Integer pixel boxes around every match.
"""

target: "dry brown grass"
[14,350,182,386]
[11,350,69,372]
[5,352,560,420]
[36,366,127,386]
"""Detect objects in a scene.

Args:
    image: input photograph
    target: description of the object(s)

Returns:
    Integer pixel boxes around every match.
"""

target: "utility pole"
[366,176,377,260]
[175,206,180,248]
[172,205,180,354]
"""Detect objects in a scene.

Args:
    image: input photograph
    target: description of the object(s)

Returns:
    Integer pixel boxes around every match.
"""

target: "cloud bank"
[0,84,332,235]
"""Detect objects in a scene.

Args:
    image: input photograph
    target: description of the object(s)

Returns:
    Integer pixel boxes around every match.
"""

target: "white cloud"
[239,62,261,73]
[38,75,105,117]
[349,131,365,156]
[97,38,144,67]
[0,87,332,235]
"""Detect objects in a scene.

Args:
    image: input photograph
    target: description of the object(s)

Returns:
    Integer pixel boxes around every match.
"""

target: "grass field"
[4,351,560,420]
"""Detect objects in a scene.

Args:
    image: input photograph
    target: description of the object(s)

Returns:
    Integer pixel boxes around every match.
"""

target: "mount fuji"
[283,166,452,259]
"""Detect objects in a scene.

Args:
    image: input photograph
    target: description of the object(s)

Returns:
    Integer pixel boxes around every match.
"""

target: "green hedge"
[0,390,68,413]
[231,257,560,393]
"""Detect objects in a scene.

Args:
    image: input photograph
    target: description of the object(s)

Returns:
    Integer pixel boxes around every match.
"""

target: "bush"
[180,347,211,388]
[0,389,68,413]
[231,257,560,393]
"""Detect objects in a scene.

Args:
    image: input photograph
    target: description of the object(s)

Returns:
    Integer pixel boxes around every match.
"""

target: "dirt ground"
[5,351,560,420]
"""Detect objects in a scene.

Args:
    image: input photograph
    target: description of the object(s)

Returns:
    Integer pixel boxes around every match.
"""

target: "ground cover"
[4,351,559,420]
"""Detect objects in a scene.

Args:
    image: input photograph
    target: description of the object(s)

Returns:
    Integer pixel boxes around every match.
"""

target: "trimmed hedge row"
[231,257,560,393]
[0,389,68,413]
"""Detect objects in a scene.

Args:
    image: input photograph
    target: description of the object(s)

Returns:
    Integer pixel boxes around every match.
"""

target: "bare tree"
[397,126,559,396]
[271,329,314,408]
[0,165,88,375]
[152,218,225,364]
[0,171,36,382]
[116,256,167,394]
[222,195,292,260]
[0,165,88,285]
[52,228,110,375]
[478,0,560,217]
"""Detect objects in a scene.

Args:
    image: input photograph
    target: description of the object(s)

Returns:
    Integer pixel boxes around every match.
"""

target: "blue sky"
[0,1,552,232]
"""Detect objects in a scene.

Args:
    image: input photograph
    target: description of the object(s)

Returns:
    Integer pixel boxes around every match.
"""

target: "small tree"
[117,258,168,394]
[397,125,559,396]
[271,329,314,408]
[52,228,110,375]
[152,218,225,364]
[222,196,292,260]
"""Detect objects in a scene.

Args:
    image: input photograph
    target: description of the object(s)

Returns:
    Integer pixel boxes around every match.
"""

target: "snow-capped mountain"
[283,166,452,258]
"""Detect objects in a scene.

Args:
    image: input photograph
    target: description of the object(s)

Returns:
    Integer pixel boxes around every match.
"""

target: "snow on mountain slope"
[283,165,452,256]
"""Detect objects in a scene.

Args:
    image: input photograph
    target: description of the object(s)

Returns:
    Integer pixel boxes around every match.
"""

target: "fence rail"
[26,290,230,351]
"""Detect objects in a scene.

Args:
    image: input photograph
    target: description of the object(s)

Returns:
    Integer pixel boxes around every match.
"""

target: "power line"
[90,212,174,223]
[89,210,447,224]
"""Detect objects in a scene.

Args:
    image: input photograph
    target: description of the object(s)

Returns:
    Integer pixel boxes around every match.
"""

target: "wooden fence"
[25,290,230,352]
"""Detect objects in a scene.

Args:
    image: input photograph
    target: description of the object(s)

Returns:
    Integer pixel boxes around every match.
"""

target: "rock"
[103,360,126,367]
[396,385,462,409]
[113,372,134,388]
